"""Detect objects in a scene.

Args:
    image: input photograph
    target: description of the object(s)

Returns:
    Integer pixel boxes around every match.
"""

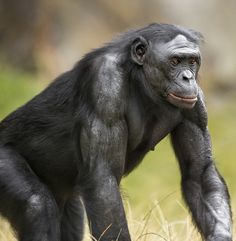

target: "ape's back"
[0,72,80,189]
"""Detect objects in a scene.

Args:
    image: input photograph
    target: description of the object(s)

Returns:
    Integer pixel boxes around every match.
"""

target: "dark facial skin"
[156,34,200,108]
[136,34,201,109]
[0,24,232,241]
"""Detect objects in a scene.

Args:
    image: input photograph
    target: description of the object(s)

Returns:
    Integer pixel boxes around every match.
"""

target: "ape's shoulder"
[91,53,128,122]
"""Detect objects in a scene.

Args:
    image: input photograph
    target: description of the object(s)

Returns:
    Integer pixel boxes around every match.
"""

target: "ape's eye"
[170,57,181,66]
[189,58,197,65]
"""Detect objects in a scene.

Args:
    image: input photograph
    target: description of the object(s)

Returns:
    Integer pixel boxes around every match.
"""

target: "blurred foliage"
[0,0,236,90]
[0,68,42,119]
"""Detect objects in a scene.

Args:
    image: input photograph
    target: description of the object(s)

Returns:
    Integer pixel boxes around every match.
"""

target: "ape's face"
[153,34,201,109]
[132,34,201,109]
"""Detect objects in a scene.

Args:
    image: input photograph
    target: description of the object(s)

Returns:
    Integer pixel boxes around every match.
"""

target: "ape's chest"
[127,112,177,152]
[125,110,182,174]
[125,119,165,174]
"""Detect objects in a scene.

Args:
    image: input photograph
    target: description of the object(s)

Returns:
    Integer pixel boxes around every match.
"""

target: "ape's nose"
[182,70,193,81]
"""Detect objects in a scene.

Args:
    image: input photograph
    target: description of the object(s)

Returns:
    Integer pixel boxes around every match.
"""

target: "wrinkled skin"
[0,23,232,241]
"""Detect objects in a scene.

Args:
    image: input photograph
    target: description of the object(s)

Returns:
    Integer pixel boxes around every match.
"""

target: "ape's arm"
[78,115,131,241]
[171,102,232,241]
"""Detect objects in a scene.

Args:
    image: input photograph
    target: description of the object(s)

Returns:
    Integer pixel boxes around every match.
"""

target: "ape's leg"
[0,146,60,241]
[61,195,84,241]
[81,173,130,241]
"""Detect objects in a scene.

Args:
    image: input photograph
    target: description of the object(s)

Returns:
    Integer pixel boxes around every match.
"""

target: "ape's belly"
[14,136,78,194]
[28,154,78,192]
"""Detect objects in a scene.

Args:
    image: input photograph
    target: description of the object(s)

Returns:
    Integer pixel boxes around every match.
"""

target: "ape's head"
[131,24,203,109]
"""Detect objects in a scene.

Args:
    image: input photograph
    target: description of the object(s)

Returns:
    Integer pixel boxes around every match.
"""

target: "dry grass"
[124,200,202,241]
[0,218,16,241]
[0,199,234,241]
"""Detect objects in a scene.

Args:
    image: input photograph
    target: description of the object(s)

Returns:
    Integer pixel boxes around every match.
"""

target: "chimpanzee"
[0,23,232,241]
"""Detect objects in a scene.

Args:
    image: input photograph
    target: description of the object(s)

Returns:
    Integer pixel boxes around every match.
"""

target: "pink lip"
[169,93,198,103]
[167,93,198,108]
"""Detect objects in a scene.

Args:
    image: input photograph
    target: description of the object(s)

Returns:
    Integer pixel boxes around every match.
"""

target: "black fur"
[0,23,232,241]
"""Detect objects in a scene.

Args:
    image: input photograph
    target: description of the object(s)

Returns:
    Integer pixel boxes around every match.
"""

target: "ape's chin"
[167,93,198,109]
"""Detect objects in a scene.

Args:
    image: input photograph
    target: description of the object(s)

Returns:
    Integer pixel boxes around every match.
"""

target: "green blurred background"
[0,0,236,240]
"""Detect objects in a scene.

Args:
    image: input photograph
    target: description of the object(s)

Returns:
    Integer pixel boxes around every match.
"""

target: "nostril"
[182,70,193,81]
[182,75,190,81]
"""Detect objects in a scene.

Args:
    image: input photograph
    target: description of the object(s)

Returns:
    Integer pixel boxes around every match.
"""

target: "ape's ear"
[131,36,148,65]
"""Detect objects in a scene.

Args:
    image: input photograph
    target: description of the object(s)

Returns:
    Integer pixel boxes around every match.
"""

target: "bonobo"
[0,23,232,241]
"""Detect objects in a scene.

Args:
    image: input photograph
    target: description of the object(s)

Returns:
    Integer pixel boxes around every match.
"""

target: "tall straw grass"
[0,197,234,241]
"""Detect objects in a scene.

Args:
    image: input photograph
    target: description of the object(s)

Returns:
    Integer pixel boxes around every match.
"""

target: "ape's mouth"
[167,93,198,109]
